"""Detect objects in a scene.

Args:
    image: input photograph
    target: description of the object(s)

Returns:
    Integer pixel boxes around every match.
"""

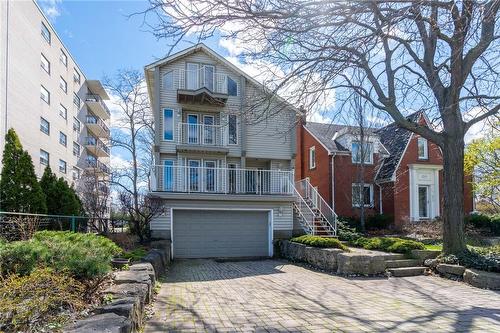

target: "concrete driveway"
[145,259,500,332]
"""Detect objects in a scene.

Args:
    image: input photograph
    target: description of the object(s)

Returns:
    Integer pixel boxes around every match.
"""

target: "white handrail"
[292,185,317,235]
[175,68,228,94]
[177,122,226,146]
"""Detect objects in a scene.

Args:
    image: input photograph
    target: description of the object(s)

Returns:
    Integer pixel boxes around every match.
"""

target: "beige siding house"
[0,1,109,202]
[145,44,298,258]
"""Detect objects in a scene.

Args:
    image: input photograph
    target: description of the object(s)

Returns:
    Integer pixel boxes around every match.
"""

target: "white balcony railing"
[175,68,228,94]
[150,165,294,195]
[177,122,226,146]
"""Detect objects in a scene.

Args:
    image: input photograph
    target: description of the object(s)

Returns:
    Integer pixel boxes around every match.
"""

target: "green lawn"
[425,244,443,251]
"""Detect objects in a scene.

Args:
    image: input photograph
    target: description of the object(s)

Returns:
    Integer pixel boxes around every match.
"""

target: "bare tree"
[104,69,157,242]
[141,0,500,254]
[76,168,111,233]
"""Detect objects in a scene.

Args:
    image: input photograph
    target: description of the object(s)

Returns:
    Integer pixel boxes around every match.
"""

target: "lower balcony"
[85,159,110,175]
[150,165,294,195]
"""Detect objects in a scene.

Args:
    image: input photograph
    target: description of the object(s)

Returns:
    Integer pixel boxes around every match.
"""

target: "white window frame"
[73,142,80,157]
[40,149,49,166]
[352,183,374,207]
[40,117,50,135]
[41,53,50,74]
[40,85,50,104]
[60,50,68,67]
[228,114,238,145]
[163,108,174,141]
[309,146,316,169]
[60,76,67,93]
[59,104,67,120]
[351,141,373,164]
[73,69,81,84]
[41,22,51,44]
[418,137,428,160]
[72,167,81,181]
[73,93,81,108]
[59,131,67,147]
[227,76,238,96]
[59,159,67,174]
[73,117,81,133]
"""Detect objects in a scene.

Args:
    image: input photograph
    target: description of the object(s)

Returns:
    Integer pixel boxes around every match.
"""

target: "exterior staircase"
[384,255,432,277]
[293,179,337,237]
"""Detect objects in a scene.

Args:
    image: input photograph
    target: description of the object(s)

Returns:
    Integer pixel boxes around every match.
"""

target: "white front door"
[409,165,441,221]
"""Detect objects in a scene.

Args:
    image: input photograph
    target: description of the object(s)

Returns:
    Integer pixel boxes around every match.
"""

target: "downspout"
[376,183,383,214]
[331,153,336,211]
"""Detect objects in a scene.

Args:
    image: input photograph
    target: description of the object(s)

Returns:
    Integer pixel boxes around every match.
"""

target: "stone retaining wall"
[425,261,500,290]
[64,240,171,333]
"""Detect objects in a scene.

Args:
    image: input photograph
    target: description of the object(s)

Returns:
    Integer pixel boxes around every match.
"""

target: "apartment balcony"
[150,165,294,195]
[176,123,227,152]
[85,158,110,175]
[86,115,110,138]
[175,68,228,106]
[84,136,110,157]
[85,94,110,120]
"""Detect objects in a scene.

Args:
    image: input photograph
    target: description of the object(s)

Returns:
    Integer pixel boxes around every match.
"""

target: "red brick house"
[296,112,474,228]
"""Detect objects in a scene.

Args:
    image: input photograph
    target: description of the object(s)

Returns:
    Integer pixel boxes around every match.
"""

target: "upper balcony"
[85,94,110,120]
[177,122,227,149]
[85,157,110,175]
[85,136,110,157]
[86,115,110,138]
[174,68,228,106]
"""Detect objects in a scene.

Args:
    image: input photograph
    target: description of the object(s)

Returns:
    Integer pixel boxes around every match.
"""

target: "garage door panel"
[173,210,269,258]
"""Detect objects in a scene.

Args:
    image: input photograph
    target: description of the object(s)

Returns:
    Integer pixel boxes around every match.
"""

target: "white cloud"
[110,154,130,169]
[39,0,62,21]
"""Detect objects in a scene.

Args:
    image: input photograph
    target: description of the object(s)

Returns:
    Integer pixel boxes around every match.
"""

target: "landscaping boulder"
[463,269,500,290]
[64,313,132,333]
[129,263,156,285]
[436,264,466,277]
[337,252,386,275]
[142,250,167,278]
[113,270,152,302]
[281,241,306,261]
[104,283,149,306]
[94,297,142,332]
[411,249,441,261]
[424,258,439,268]
[303,246,342,271]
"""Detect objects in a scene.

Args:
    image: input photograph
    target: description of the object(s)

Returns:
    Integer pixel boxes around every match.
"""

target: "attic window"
[418,137,428,159]
[352,142,373,164]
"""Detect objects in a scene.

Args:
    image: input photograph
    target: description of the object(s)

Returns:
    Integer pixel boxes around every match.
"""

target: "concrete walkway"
[145,259,500,332]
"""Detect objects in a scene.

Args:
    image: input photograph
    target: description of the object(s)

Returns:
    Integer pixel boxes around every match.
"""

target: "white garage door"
[172,210,270,258]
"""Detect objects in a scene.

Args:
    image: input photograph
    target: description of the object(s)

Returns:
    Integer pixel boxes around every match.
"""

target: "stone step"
[387,266,427,277]
[385,259,422,268]
[382,253,406,260]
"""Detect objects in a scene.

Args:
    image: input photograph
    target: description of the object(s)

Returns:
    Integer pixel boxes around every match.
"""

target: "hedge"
[290,235,348,250]
[351,237,425,254]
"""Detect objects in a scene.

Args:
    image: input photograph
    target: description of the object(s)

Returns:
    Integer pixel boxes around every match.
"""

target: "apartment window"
[73,142,80,157]
[40,149,49,166]
[60,50,68,67]
[59,159,67,174]
[40,117,50,135]
[228,114,238,144]
[73,93,81,108]
[352,141,373,164]
[418,137,428,160]
[163,109,173,140]
[352,183,373,207]
[41,22,51,44]
[73,69,81,84]
[227,77,238,96]
[163,71,174,89]
[60,77,67,93]
[40,86,50,104]
[72,167,81,181]
[309,146,316,169]
[59,131,67,147]
[41,54,50,74]
[73,117,81,132]
[59,104,67,120]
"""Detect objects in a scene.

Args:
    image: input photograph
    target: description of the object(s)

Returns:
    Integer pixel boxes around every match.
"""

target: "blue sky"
[37,0,224,80]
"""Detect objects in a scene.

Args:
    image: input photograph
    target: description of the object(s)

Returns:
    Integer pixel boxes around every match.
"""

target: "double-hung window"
[73,142,80,157]
[59,159,67,174]
[41,22,51,44]
[163,109,174,141]
[59,104,67,120]
[309,146,316,169]
[40,149,49,166]
[73,117,81,133]
[73,69,81,84]
[60,77,67,93]
[352,183,373,207]
[351,141,373,164]
[41,54,50,74]
[228,114,238,145]
[40,117,50,135]
[59,131,67,147]
[60,50,68,67]
[73,93,81,108]
[40,86,50,104]
[418,137,428,159]
[227,77,238,96]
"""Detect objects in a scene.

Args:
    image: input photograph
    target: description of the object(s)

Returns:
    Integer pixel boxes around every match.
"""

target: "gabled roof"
[144,43,300,114]
[304,122,379,153]
[375,111,424,181]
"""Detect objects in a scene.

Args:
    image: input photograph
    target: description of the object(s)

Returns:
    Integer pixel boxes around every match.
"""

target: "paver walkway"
[145,259,500,332]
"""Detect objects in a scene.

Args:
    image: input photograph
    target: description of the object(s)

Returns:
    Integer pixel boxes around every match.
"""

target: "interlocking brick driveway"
[145,259,500,332]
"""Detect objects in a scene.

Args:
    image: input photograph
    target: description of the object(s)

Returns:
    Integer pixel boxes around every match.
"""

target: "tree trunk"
[442,136,467,255]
